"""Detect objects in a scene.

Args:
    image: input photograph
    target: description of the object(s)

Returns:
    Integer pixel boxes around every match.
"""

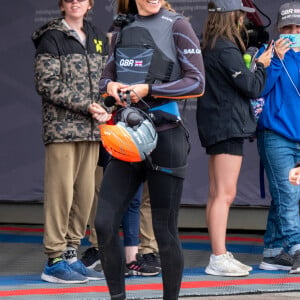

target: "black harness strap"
[145,155,187,179]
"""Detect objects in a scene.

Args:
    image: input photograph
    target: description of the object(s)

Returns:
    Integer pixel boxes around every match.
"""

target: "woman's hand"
[256,43,273,68]
[107,81,129,107]
[120,84,150,104]
[89,103,112,123]
[289,167,300,185]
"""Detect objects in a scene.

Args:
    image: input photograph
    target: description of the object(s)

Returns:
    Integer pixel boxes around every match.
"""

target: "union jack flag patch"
[134,60,143,67]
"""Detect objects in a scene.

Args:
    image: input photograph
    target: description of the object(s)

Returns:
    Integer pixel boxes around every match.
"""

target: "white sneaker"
[205,253,249,277]
[227,252,253,272]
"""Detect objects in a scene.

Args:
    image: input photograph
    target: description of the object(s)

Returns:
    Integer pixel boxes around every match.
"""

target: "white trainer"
[205,253,249,277]
[227,252,253,272]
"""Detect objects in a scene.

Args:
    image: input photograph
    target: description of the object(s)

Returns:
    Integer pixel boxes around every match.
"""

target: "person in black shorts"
[196,0,272,277]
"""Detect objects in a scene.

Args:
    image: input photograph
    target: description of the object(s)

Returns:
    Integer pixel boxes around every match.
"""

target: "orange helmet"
[99,108,157,162]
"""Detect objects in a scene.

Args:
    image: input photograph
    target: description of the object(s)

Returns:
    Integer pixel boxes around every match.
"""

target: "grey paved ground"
[177,292,300,299]
[2,227,300,300]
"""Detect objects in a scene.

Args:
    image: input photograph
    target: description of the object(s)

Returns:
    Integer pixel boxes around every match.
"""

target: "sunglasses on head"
[64,0,87,3]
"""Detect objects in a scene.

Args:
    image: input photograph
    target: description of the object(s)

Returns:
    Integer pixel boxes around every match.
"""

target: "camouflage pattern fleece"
[32,18,107,145]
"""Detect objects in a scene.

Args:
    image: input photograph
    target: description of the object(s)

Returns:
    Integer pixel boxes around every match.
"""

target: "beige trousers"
[139,182,159,254]
[43,142,99,258]
[88,165,103,248]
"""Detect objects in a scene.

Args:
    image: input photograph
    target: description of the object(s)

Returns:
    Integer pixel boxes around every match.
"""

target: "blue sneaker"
[69,260,105,280]
[41,259,88,284]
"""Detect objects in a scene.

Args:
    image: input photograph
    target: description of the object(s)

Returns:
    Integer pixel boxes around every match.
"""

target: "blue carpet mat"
[1,226,300,299]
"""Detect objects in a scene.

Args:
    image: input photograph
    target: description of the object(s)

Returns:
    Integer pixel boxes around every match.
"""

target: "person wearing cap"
[256,1,300,274]
[196,0,272,277]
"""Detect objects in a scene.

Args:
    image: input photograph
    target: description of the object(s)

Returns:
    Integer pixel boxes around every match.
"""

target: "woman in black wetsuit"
[95,0,205,299]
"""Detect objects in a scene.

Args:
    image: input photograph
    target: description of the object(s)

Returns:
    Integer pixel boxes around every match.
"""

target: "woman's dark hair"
[117,0,138,14]
[202,2,248,52]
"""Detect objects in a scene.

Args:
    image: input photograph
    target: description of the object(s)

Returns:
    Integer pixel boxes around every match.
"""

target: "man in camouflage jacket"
[32,18,107,144]
[32,1,111,284]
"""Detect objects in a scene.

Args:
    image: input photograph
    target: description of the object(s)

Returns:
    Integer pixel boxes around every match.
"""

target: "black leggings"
[95,125,189,300]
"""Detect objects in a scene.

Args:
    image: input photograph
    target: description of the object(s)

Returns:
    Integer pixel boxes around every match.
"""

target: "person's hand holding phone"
[274,38,292,60]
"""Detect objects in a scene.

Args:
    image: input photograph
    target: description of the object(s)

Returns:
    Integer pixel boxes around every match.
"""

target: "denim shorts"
[206,137,244,155]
